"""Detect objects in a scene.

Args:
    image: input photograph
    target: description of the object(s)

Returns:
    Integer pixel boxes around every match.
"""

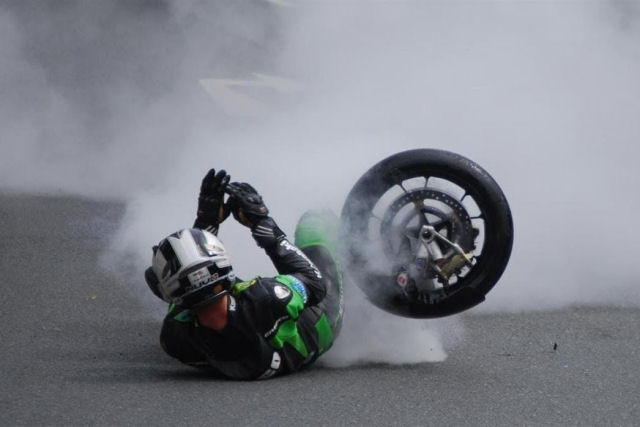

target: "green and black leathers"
[160,214,341,380]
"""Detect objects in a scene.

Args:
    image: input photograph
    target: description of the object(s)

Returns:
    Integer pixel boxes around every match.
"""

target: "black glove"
[225,182,269,228]
[251,216,286,248]
[194,169,231,231]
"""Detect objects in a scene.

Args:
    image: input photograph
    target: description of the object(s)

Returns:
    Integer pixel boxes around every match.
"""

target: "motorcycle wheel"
[341,149,513,318]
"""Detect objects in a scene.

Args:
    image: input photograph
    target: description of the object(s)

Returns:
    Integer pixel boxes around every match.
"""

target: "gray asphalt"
[1,194,638,426]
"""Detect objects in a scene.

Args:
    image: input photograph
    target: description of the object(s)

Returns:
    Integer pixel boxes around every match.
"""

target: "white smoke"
[3,1,640,365]
[277,0,640,312]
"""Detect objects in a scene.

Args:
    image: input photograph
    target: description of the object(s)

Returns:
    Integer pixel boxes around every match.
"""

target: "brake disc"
[379,188,476,289]
[380,188,475,254]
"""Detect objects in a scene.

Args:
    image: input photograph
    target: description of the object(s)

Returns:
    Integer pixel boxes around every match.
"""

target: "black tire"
[340,149,513,318]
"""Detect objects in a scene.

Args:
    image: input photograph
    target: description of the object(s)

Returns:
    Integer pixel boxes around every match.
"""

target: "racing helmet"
[146,228,235,308]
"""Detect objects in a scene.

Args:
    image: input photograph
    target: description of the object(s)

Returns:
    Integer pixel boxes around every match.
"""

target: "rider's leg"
[295,210,344,342]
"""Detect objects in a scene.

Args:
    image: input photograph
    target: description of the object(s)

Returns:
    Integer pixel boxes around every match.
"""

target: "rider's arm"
[225,181,326,306]
[193,217,219,235]
[251,217,326,306]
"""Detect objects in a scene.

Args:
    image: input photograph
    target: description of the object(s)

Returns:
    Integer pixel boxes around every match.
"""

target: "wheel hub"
[380,188,477,292]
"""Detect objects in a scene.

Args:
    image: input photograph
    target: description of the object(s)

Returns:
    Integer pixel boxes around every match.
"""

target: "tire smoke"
[3,1,640,366]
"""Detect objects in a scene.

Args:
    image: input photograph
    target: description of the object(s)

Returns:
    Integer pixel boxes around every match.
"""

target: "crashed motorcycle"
[340,149,513,318]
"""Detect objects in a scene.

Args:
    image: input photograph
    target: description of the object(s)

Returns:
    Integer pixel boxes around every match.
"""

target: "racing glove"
[193,169,231,233]
[225,182,269,227]
[251,217,286,248]
[226,182,284,247]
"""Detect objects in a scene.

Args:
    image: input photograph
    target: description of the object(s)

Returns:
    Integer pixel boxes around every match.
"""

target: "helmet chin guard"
[149,228,234,307]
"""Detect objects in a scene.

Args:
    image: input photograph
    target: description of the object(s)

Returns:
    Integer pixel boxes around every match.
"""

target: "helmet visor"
[175,263,233,307]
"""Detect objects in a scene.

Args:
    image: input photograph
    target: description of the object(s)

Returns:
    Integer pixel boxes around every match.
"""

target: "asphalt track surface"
[2,194,639,426]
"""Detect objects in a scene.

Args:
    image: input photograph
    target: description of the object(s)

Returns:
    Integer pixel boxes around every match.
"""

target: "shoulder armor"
[275,275,308,304]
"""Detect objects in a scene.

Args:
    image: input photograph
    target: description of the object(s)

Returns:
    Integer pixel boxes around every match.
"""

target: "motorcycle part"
[341,149,513,318]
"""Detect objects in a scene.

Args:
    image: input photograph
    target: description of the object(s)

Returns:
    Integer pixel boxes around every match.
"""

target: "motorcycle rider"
[145,169,343,379]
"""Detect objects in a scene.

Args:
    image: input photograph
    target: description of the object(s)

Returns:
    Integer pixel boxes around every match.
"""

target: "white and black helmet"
[145,228,234,307]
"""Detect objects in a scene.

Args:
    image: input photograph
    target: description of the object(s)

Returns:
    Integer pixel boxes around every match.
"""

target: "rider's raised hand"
[195,169,231,230]
[225,182,269,228]
[200,168,230,197]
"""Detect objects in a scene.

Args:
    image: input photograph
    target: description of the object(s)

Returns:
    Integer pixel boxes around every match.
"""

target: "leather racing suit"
[159,212,343,380]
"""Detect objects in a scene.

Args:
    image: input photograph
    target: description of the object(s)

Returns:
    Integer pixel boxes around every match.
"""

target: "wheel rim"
[359,175,486,299]
[341,149,513,318]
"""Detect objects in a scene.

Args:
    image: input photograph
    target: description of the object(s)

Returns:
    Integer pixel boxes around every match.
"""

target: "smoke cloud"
[3,1,640,364]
